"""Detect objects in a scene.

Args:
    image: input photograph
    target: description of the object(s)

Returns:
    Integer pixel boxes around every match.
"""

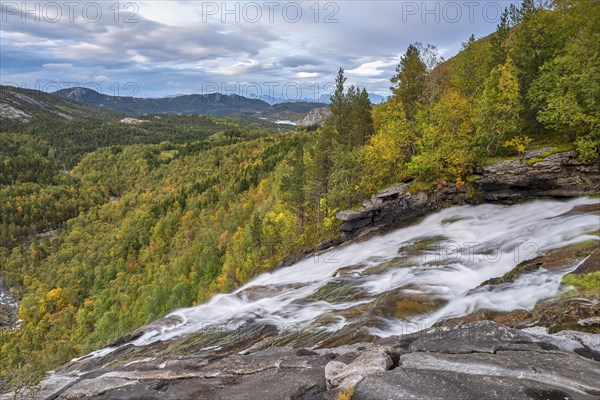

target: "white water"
[275,120,297,125]
[84,197,599,358]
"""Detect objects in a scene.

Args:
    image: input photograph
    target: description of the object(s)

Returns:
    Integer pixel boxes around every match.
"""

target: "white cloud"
[346,60,395,77]
[295,72,320,79]
[0,1,522,97]
[218,60,259,76]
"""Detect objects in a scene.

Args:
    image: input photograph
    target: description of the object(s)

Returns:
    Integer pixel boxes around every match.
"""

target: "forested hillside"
[53,87,273,116]
[0,133,106,249]
[0,86,120,125]
[0,107,290,251]
[0,0,598,390]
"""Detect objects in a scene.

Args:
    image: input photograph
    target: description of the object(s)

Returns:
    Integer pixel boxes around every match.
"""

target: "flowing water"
[0,277,19,329]
[86,197,599,358]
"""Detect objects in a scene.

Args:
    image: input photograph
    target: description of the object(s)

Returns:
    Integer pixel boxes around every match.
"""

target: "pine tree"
[329,68,349,138]
[345,85,358,146]
[490,8,511,67]
[280,148,306,232]
[390,44,427,119]
[351,88,374,147]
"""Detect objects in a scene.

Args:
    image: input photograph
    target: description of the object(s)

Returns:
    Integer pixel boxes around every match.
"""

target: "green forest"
[0,0,598,389]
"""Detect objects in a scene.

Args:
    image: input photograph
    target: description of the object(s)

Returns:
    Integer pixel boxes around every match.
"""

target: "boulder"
[324,361,346,389]
[328,347,393,388]
[353,368,599,400]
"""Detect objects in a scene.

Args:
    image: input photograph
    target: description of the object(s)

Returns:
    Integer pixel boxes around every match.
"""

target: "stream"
[0,277,19,329]
[85,197,599,358]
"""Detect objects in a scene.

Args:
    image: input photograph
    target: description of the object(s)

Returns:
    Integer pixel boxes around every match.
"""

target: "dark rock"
[339,217,372,232]
[480,240,599,287]
[328,347,393,388]
[336,151,600,240]
[336,210,366,222]
[572,249,600,274]
[353,369,597,400]
[432,309,533,330]
[15,321,600,400]
[478,150,599,200]
[353,321,600,400]
[373,184,407,199]
[407,321,560,354]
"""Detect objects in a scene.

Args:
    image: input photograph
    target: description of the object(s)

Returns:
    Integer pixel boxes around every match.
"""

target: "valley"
[0,0,599,398]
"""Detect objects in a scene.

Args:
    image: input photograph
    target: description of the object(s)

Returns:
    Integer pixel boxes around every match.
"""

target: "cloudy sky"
[1,1,520,100]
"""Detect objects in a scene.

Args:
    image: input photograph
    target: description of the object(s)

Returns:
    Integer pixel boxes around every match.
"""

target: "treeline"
[306,0,598,203]
[5,113,291,168]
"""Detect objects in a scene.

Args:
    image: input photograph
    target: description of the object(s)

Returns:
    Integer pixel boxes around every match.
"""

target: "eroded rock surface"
[8,322,599,399]
[478,150,599,201]
[336,151,600,240]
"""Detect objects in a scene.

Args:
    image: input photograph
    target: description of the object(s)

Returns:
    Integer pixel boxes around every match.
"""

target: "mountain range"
[53,87,274,116]
[52,87,331,124]
[0,85,120,126]
[0,85,333,126]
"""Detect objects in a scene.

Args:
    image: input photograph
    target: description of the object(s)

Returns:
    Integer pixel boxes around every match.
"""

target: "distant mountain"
[368,93,387,104]
[52,87,334,123]
[0,85,120,126]
[1,85,382,129]
[250,94,327,105]
[259,101,328,123]
[54,87,272,116]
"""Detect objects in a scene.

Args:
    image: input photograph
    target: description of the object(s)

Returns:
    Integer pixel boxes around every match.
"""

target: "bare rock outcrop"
[337,151,600,240]
[477,150,599,201]
[8,322,599,399]
[297,107,331,126]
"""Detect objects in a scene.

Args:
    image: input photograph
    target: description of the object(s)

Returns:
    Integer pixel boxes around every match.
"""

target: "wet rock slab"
[9,321,600,400]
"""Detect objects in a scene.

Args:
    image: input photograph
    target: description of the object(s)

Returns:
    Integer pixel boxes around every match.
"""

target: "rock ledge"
[7,321,599,399]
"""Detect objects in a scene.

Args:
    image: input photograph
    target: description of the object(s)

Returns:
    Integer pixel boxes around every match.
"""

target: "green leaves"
[527,1,600,143]
[475,57,522,154]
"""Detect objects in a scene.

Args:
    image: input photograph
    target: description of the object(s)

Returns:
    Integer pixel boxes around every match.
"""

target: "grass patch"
[481,155,519,166]
[562,272,600,300]
[526,143,575,166]
[407,179,433,193]
[337,386,355,400]
[158,150,178,162]
[466,174,481,183]
[441,217,464,224]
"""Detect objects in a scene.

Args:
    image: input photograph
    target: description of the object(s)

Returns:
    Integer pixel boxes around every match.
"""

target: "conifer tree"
[390,44,427,119]
[328,68,349,137]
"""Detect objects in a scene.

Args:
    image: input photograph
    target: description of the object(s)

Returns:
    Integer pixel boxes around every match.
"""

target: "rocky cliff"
[337,150,599,240]
[296,107,331,126]
[7,322,599,399]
